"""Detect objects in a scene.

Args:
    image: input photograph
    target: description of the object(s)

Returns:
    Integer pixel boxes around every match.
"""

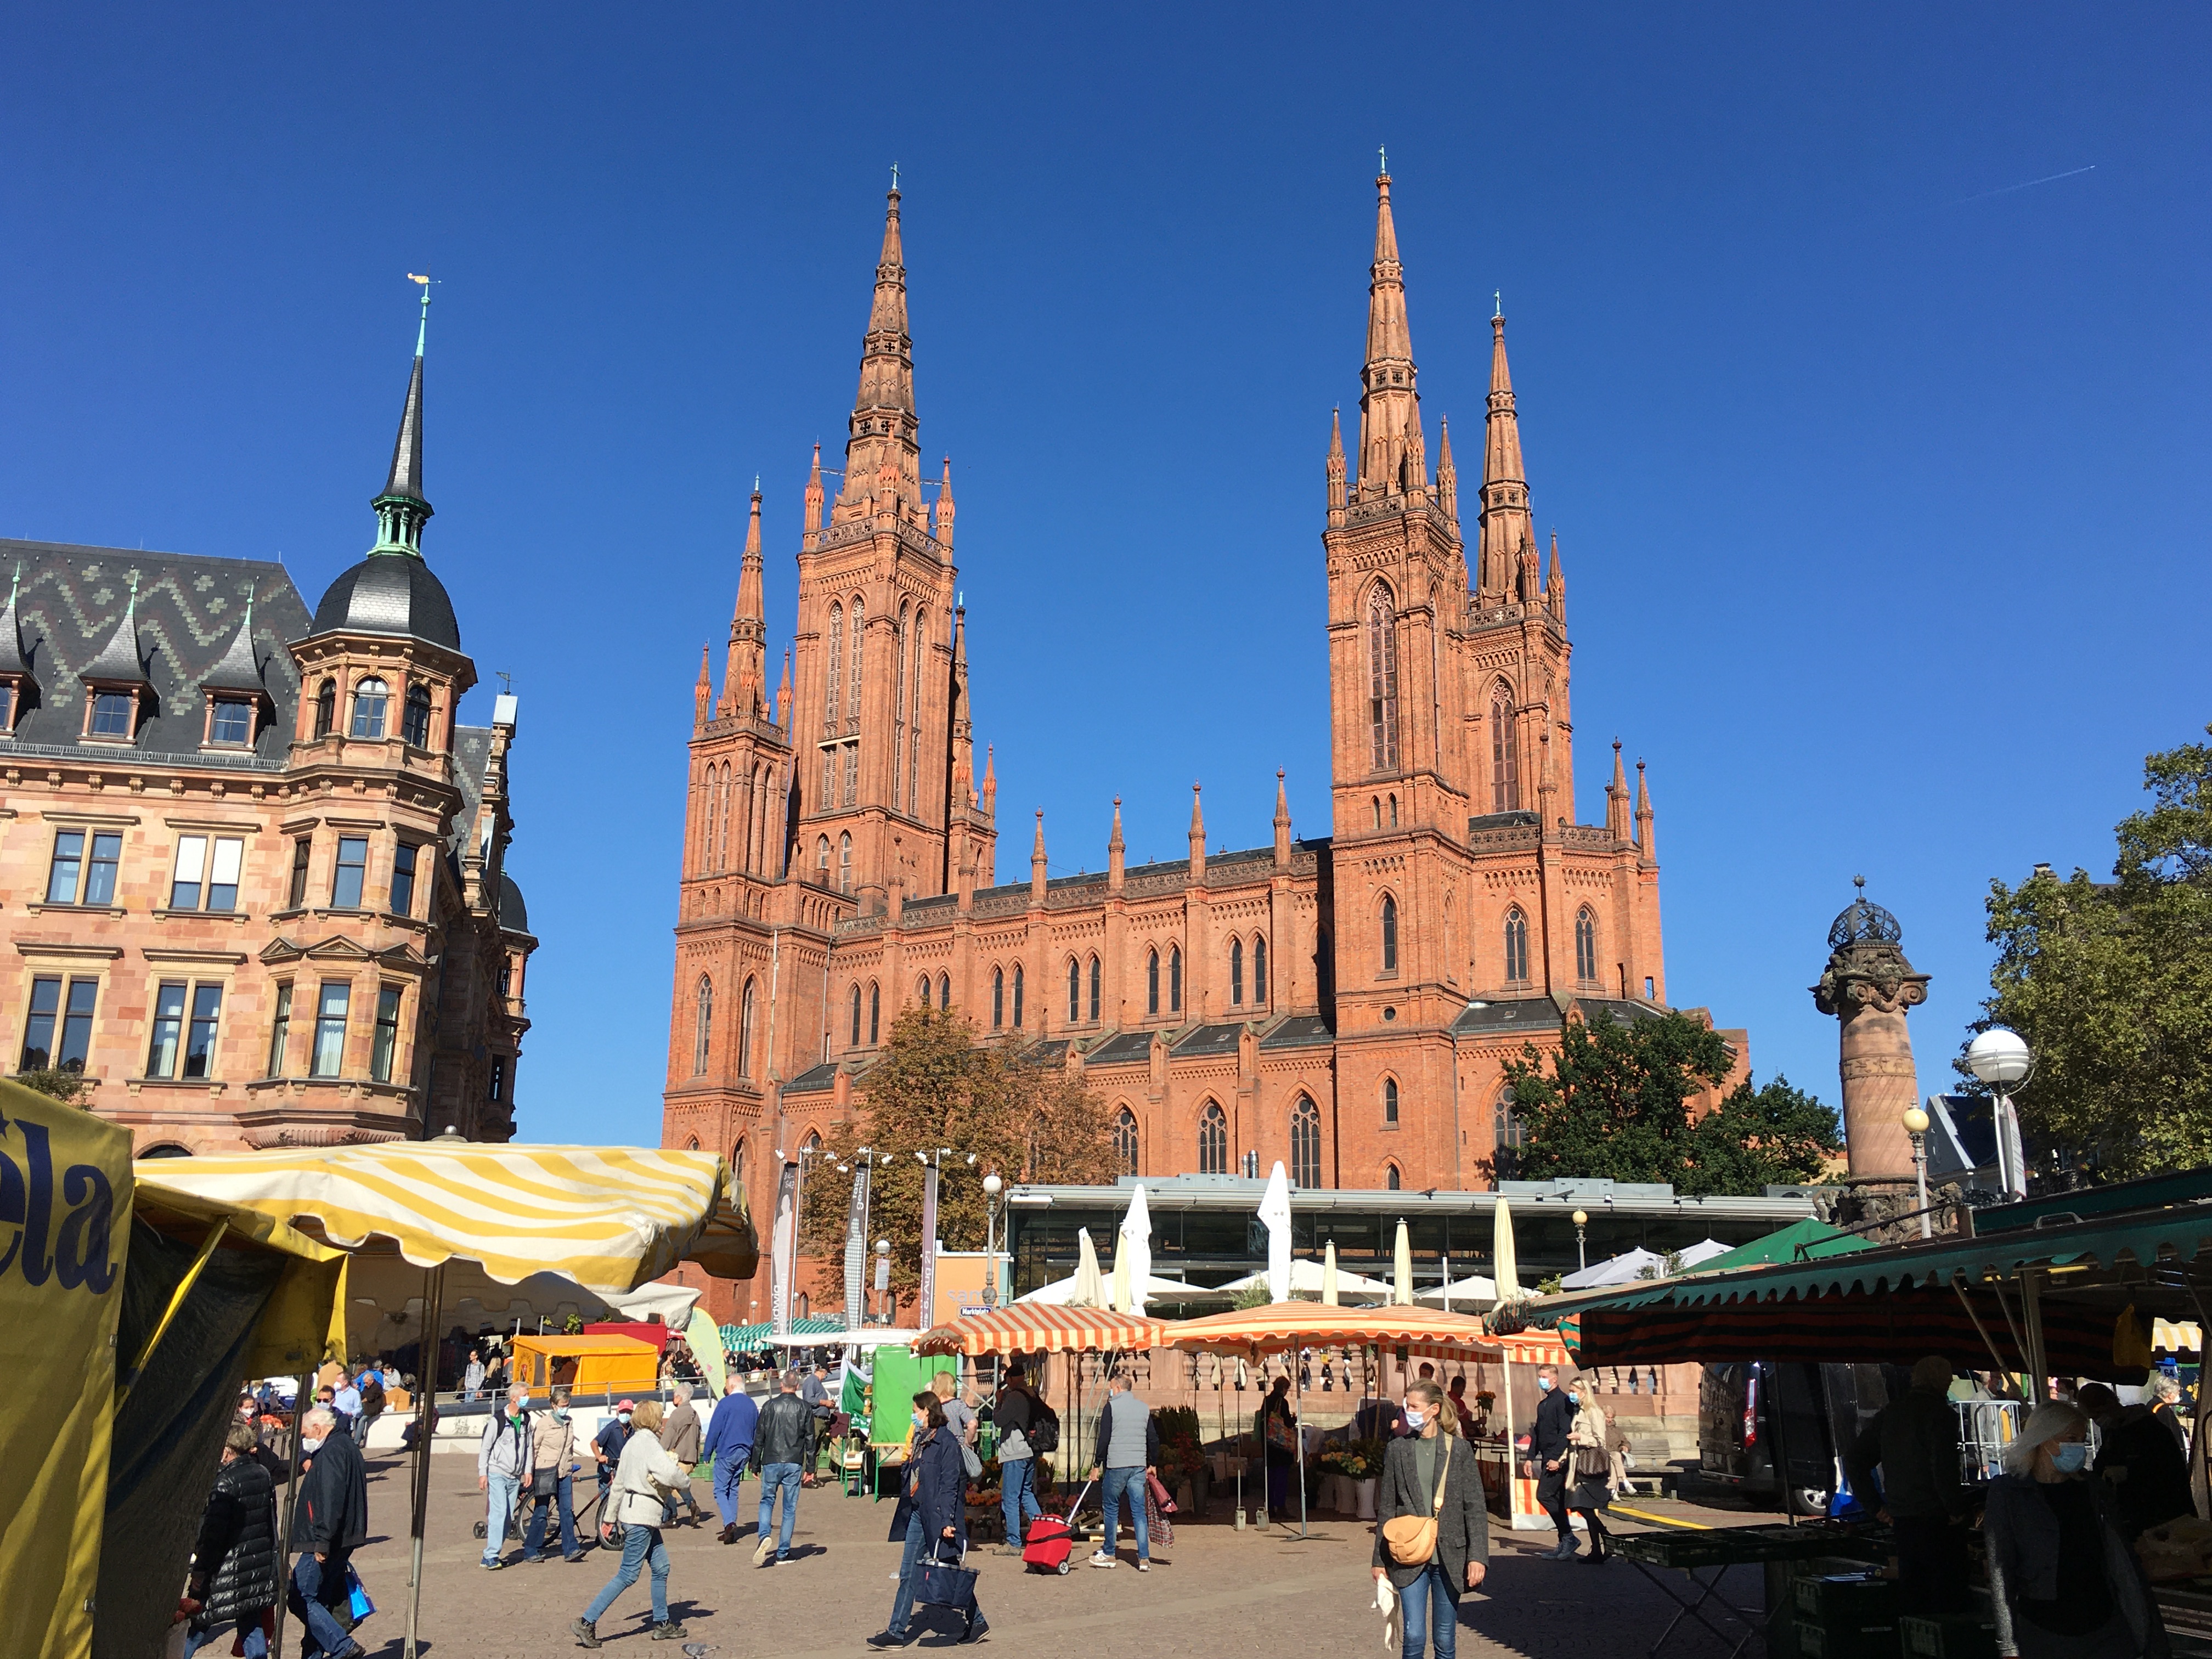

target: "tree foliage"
[15,1067,92,1105]
[1967,727,2212,1180]
[797,1005,1118,1302]
[1504,1010,1840,1195]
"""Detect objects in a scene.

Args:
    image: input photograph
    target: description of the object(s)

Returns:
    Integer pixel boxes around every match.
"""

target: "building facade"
[0,305,534,1154]
[663,175,1746,1321]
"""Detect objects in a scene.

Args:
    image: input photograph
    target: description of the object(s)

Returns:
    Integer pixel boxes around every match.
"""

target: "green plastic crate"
[1899,1613,1997,1659]
[1796,1621,1899,1659]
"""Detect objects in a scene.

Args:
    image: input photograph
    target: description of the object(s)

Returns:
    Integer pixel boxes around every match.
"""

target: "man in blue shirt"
[590,1401,634,1533]
[701,1385,760,1545]
[332,1374,363,1437]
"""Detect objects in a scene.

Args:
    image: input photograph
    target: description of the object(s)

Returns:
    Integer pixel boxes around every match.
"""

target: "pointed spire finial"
[374,280,434,556]
[1493,289,1502,319]
[891,161,900,192]
[1379,144,1388,176]
[408,273,437,355]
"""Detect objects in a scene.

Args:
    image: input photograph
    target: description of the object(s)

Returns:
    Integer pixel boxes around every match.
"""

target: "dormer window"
[351,677,390,738]
[402,684,433,748]
[210,698,254,746]
[0,681,16,734]
[89,690,136,739]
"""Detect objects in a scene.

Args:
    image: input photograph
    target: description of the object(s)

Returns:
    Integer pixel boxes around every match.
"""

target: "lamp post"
[1966,1028,2035,1199]
[1572,1209,1588,1273]
[1901,1105,1932,1238]
[982,1172,1004,1308]
[874,1238,891,1325]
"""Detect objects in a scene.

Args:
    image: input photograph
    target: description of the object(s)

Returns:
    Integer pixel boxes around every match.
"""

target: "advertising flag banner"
[771,1160,799,1336]
[843,1162,871,1321]
[0,1082,133,1659]
[917,1163,941,1328]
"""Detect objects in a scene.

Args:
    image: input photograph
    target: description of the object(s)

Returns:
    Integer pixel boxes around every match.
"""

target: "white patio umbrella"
[1415,1273,1499,1307]
[1110,1250,1131,1313]
[1120,1184,1154,1315]
[1322,1239,1340,1306]
[1071,1227,1104,1307]
[1393,1219,1414,1305]
[1217,1260,1392,1299]
[1561,1246,1671,1289]
[1018,1272,1226,1306]
[1492,1196,1522,1301]
[1259,1161,1293,1304]
[1677,1238,1733,1268]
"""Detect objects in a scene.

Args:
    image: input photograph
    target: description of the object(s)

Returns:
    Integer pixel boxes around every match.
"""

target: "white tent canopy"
[1218,1260,1393,1299]
[1413,1273,1499,1308]
[1561,1246,1672,1290]
[1676,1239,1734,1268]
[1019,1272,1228,1306]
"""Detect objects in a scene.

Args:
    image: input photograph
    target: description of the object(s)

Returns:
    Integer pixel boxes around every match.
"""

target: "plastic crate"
[1795,1574,1899,1623]
[1898,1613,1997,1659]
[1796,1621,1900,1659]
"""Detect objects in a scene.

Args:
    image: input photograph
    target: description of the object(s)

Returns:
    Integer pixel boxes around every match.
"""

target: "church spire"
[1477,308,1531,599]
[1606,738,1630,839]
[1546,529,1565,622]
[1356,161,1423,501]
[1273,769,1293,870]
[836,182,921,517]
[1030,810,1048,900]
[775,646,792,732]
[371,283,433,557]
[692,644,712,731]
[1635,758,1656,864]
[1325,407,1347,515]
[803,442,824,544]
[1108,796,1125,893]
[933,455,955,549]
[1187,781,1206,881]
[723,480,768,719]
[1436,415,1458,522]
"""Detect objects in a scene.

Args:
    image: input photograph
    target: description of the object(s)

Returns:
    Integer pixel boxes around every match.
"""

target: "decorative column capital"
[1813,940,1931,1018]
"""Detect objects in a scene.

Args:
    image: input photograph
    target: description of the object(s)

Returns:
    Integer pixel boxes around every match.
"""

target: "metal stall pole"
[405,1262,447,1659]
[271,1364,315,1659]
[1293,1345,1310,1539]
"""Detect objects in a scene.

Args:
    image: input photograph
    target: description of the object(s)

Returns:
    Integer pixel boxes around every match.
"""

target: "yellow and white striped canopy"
[134,1142,755,1297]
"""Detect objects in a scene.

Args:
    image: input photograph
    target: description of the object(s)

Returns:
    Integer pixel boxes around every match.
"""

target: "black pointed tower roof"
[199,586,267,695]
[0,566,31,677]
[81,575,150,685]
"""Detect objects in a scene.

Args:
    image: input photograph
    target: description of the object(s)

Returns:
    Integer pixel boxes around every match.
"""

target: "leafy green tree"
[1968,727,2212,1179]
[15,1067,92,1104]
[1504,1011,1839,1194]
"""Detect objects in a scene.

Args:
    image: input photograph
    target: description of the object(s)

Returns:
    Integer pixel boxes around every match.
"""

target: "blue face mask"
[1537,1378,1554,1392]
[2051,1442,2090,1474]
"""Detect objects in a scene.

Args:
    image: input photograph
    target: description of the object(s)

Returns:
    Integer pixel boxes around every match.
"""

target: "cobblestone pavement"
[335,1452,1776,1659]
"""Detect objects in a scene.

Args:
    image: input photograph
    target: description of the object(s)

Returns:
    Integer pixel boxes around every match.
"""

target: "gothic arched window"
[816,835,830,878]
[693,975,712,1074]
[824,602,843,733]
[849,984,862,1048]
[1114,1107,1139,1177]
[1253,935,1268,1003]
[1386,1164,1402,1191]
[1490,684,1519,813]
[1291,1094,1322,1189]
[403,683,433,748]
[910,608,927,816]
[1384,1077,1400,1125]
[991,968,1005,1029]
[1576,907,1599,984]
[1198,1101,1228,1176]
[1169,945,1182,1013]
[738,977,757,1081]
[868,982,881,1046]
[893,600,910,809]
[938,972,951,1011]
[1012,964,1025,1028]
[1367,582,1400,772]
[1504,906,1530,985]
[1494,1087,1523,1180]
[1381,895,1399,974]
[350,676,389,739]
[838,832,853,894]
[917,975,930,1006]
[1068,957,1081,1023]
[1147,949,1160,1015]
[1229,938,1244,1006]
[1088,955,1101,1022]
[732,1137,746,1186]
[847,597,865,720]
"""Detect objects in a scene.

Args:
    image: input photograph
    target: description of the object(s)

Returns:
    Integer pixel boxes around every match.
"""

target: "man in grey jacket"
[477,1383,532,1569]
[1086,1372,1161,1571]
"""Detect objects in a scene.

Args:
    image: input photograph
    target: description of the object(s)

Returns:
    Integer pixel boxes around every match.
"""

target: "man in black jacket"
[749,1369,817,1567]
[287,1407,369,1659]
[187,1424,281,1658]
[1844,1357,1969,1614]
[1532,1365,1577,1558]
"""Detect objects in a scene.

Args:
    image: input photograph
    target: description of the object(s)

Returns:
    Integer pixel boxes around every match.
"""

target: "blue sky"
[3,5,2206,1147]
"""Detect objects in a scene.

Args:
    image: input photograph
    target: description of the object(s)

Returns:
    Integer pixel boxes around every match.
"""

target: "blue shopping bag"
[345,1563,375,1623]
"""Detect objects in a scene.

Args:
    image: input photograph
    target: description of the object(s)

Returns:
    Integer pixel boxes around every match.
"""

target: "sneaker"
[1136,1560,1150,1572]
[650,1620,689,1640]
[866,1633,913,1649]
[960,1615,991,1645]
[1088,1551,1116,1568]
[774,1554,795,1565]
[720,1522,738,1545]
[570,1622,601,1651]
[481,1558,504,1570]
[753,1535,775,1567]
[991,1544,1022,1556]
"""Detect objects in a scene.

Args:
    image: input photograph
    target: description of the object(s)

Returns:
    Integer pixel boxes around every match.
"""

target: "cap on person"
[614,1398,636,1413]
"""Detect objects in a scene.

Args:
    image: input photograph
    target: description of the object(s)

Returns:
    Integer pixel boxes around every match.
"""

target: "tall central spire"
[1476,309,1531,599]
[721,480,768,719]
[371,283,432,557]
[1356,164,1424,501]
[836,183,922,520]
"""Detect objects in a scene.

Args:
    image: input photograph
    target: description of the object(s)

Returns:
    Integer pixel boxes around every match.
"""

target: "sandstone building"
[662,174,1747,1319]
[0,302,533,1153]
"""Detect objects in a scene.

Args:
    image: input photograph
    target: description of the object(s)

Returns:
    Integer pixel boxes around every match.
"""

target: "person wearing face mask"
[286,1406,368,1659]
[524,1384,590,1562]
[1561,1375,1613,1565]
[1986,1402,2168,1659]
[2077,1381,2192,1542]
[1373,1380,1488,1659]
[594,1401,635,1526]
[1530,1364,1576,1558]
[573,1400,689,1647]
[749,1368,817,1567]
[478,1382,534,1568]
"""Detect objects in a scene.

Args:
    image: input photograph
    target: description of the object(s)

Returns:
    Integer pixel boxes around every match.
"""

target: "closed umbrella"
[1393,1219,1414,1306]
[1121,1184,1154,1316]
[1110,1249,1131,1313]
[1493,1196,1522,1302]
[1259,1161,1293,1304]
[1073,1228,1104,1307]
[1323,1240,1340,1306]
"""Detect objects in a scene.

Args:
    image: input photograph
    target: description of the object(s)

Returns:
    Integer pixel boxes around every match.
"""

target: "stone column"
[1811,882,1929,1181]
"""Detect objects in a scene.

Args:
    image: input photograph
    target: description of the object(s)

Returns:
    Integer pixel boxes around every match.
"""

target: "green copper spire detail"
[370,278,434,558]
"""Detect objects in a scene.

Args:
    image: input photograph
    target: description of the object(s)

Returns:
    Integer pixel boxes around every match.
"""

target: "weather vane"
[407,273,438,351]
[1494,289,1503,318]
[497,670,513,696]
[890,162,899,191]
[1378,144,1387,174]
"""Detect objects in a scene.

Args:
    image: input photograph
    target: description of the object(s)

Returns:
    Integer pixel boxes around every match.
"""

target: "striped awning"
[1161,1301,1502,1360]
[721,1316,853,1349]
[915,1304,1169,1356]
[133,1142,756,1297]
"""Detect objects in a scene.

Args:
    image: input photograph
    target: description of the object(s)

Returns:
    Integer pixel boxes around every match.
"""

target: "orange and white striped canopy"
[915,1304,1169,1356]
[1161,1301,1502,1360]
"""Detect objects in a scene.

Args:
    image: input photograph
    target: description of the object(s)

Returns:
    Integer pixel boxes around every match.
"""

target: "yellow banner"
[0,1084,133,1659]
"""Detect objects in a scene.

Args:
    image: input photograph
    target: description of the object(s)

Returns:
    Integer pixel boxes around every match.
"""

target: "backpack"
[1026,1404,1060,1455]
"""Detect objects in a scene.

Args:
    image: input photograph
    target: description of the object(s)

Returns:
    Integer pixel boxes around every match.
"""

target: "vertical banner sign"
[0,1085,132,1659]
[843,1163,871,1322]
[770,1160,799,1338]
[917,1163,941,1330]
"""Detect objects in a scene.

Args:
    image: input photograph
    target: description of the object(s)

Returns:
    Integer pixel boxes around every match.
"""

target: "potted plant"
[1347,1438,1386,1518]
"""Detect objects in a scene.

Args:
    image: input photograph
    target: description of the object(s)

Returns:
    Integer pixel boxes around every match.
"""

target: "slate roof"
[1451,996,1565,1037]
[1572,996,1664,1028]
[1085,1030,1158,1066]
[448,726,494,855]
[783,1062,840,1094]
[311,554,461,651]
[0,539,311,765]
[1015,1040,1069,1067]
[1259,1014,1335,1050]
[1170,1022,1245,1058]
[499,872,531,934]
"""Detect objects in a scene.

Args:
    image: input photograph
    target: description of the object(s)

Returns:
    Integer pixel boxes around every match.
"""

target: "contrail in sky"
[1948,165,2096,206]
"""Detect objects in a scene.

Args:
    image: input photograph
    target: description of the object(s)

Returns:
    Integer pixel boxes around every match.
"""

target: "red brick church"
[661,171,1748,1322]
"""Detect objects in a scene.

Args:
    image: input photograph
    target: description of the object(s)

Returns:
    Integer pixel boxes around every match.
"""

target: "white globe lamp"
[1965,1028,2033,1087]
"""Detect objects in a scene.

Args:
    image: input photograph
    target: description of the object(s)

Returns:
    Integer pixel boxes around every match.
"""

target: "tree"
[798,1005,1119,1302]
[1967,728,2212,1180]
[1503,1011,1840,1195]
[15,1067,92,1105]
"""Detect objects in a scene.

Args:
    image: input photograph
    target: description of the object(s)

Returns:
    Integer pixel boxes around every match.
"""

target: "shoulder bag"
[1381,1434,1453,1567]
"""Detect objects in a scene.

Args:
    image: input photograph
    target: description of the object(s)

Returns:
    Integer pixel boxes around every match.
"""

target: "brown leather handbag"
[1381,1435,1453,1567]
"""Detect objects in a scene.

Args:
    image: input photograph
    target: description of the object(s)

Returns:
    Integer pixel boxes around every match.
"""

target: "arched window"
[1253,936,1268,1004]
[1386,1164,1402,1191]
[1113,1107,1139,1177]
[738,977,757,1081]
[1371,797,1381,831]
[1367,582,1400,772]
[350,676,390,738]
[1388,794,1398,828]
[816,836,831,878]
[1576,907,1599,984]
[313,678,336,738]
[909,608,927,817]
[823,602,843,733]
[1147,949,1160,1015]
[918,975,930,1006]
[1198,1102,1228,1176]
[686,1136,699,1151]
[1504,906,1530,985]
[848,984,862,1048]
[868,982,881,1046]
[1291,1094,1322,1189]
[402,683,433,748]
[693,975,712,1074]
[1229,938,1244,1006]
[847,597,865,721]
[893,600,909,809]
[1494,1087,1523,1180]
[1490,684,1519,812]
[1088,955,1101,1021]
[1384,1077,1400,1125]
[838,832,853,894]
[1381,895,1399,974]
[938,972,951,1011]
[992,968,1005,1028]
[1012,964,1025,1028]
[1068,957,1081,1023]
[1169,945,1182,1013]
[732,1139,746,1185]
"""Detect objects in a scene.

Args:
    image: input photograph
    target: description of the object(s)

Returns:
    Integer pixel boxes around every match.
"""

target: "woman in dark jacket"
[1261,1375,1298,1514]
[869,1393,986,1647]
[1373,1380,1489,1659]
[187,1424,283,1658]
[1987,1403,2167,1659]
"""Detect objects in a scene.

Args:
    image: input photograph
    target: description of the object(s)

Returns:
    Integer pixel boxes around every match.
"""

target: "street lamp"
[874,1238,891,1325]
[1901,1105,1932,1238]
[1966,1028,2035,1199]
[1571,1210,1588,1273]
[981,1172,1004,1308]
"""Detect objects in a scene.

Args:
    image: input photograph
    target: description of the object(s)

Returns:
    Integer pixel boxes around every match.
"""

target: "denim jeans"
[523,1472,578,1558]
[287,1551,354,1658]
[482,1471,520,1564]
[1400,1561,1460,1659]
[712,1455,748,1526]
[1100,1465,1149,1561]
[1000,1455,1041,1544]
[184,1617,268,1659]
[886,1510,930,1638]
[583,1522,669,1626]
[758,1462,802,1558]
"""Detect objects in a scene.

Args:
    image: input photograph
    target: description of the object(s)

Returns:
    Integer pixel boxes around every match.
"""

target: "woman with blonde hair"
[1562,1373,1613,1565]
[1985,1402,2166,1659]
[573,1400,687,1649]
